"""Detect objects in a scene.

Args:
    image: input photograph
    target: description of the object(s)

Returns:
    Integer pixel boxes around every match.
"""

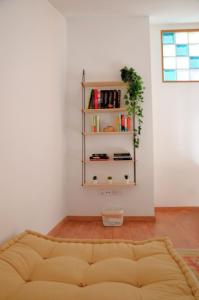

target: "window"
[161,29,199,82]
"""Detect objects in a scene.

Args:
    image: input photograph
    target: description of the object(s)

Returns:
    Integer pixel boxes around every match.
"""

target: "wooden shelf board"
[83,182,135,188]
[83,159,134,164]
[82,81,128,88]
[83,108,127,113]
[83,131,133,136]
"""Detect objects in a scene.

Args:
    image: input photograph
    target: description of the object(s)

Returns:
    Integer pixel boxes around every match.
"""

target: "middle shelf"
[83,131,134,136]
[83,108,127,113]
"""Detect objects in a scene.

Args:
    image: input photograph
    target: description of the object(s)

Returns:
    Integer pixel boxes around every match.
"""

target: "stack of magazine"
[90,154,110,161]
[113,153,132,160]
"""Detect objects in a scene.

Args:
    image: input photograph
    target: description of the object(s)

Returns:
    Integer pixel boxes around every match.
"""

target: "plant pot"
[93,179,98,185]
[108,179,112,184]
[125,179,130,184]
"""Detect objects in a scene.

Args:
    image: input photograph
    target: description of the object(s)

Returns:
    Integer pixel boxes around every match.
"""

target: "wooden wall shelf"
[82,159,134,164]
[83,182,135,188]
[83,108,127,113]
[82,81,128,88]
[83,131,133,136]
[81,70,137,186]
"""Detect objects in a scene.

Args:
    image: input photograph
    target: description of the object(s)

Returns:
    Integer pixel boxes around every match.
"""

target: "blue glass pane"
[162,32,175,44]
[164,70,177,81]
[176,44,188,56]
[190,56,199,69]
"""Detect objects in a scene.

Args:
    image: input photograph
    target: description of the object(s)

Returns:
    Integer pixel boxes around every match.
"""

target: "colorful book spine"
[91,115,100,132]
[124,117,127,131]
[96,115,100,132]
[115,115,120,132]
[127,116,131,131]
[121,114,125,131]
[92,115,96,132]
[119,113,122,131]
[100,90,104,108]
[117,90,121,108]
[98,90,101,108]
[88,89,93,109]
[94,89,99,109]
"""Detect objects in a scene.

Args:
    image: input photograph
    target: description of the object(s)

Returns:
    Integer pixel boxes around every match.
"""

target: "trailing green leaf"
[120,66,145,148]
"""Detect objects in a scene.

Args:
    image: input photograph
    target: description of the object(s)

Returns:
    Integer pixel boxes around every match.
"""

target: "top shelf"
[83,108,127,113]
[82,81,128,88]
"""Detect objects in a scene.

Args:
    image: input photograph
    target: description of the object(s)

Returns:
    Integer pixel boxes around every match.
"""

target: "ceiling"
[49,0,199,23]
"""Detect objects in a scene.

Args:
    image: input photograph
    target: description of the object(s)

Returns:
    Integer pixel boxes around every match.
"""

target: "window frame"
[161,29,199,83]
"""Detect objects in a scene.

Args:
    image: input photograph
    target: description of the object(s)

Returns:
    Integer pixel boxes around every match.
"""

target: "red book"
[94,89,99,109]
[121,114,125,131]
[127,117,131,131]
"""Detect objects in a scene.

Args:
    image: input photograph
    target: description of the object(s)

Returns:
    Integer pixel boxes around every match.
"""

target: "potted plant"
[107,176,112,184]
[92,176,98,184]
[124,174,129,184]
[121,66,145,148]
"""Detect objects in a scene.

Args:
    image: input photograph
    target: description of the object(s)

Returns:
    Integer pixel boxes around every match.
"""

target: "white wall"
[0,0,67,243]
[151,23,199,207]
[66,17,154,216]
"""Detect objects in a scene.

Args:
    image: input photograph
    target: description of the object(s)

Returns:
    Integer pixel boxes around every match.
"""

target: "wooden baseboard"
[48,216,68,236]
[155,206,199,212]
[67,216,156,222]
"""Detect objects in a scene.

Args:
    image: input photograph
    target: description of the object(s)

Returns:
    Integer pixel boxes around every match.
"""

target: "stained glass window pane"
[190,69,199,80]
[189,32,199,44]
[176,44,188,56]
[177,70,189,81]
[176,57,189,69]
[189,44,199,56]
[162,30,199,81]
[164,57,176,69]
[190,57,199,68]
[162,32,175,44]
[164,70,177,81]
[175,32,188,44]
[163,45,176,56]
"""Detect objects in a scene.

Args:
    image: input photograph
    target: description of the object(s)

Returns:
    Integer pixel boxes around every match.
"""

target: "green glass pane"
[164,70,177,81]
[190,57,199,69]
[176,44,188,56]
[162,32,175,44]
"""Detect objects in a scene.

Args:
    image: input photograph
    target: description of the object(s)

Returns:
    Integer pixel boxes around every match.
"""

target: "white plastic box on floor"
[102,209,124,226]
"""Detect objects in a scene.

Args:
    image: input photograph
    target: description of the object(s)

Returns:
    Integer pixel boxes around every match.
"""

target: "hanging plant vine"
[120,66,145,148]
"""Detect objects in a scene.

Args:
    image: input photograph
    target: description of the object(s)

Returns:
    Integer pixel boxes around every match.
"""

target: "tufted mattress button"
[79,282,87,287]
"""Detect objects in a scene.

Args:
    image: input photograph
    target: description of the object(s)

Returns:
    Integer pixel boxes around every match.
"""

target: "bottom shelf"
[83,182,135,188]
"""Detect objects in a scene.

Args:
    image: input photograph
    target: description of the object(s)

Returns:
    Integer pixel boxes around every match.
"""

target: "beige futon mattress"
[0,230,199,300]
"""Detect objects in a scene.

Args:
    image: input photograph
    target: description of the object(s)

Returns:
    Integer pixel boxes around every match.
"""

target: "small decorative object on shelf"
[107,176,113,184]
[103,126,115,132]
[92,176,98,184]
[124,174,130,184]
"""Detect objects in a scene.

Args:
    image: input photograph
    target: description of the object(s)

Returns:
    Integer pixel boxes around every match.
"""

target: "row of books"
[91,114,132,132]
[115,114,131,132]
[88,89,121,109]
[89,153,132,161]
